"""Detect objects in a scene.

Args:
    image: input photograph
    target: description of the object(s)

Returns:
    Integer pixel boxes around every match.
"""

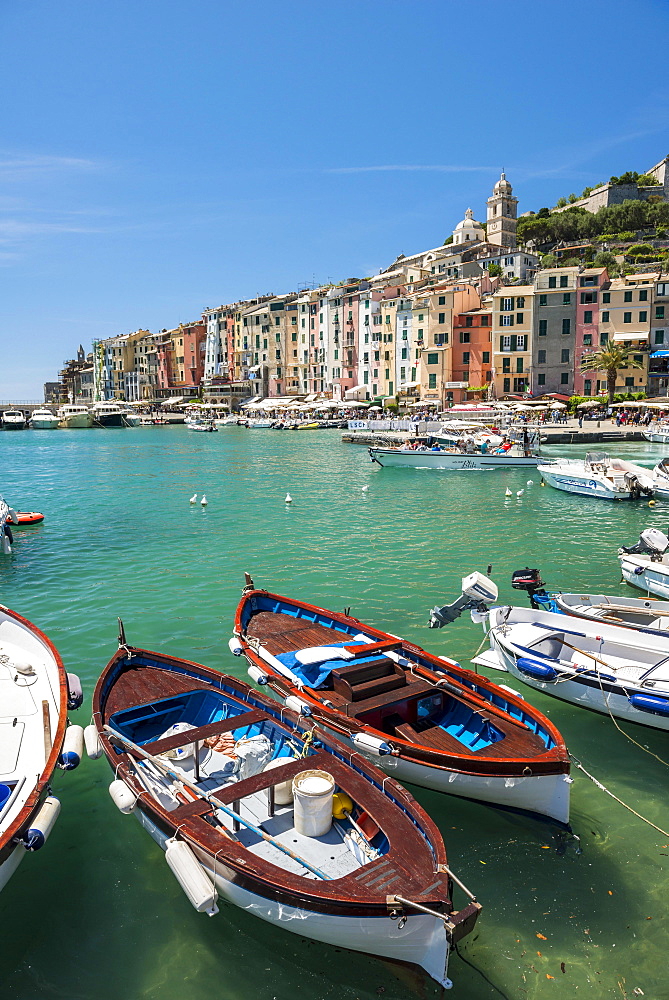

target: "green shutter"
[510,335,517,351]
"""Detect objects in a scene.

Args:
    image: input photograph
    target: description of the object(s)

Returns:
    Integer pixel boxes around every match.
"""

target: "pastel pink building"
[573,267,609,395]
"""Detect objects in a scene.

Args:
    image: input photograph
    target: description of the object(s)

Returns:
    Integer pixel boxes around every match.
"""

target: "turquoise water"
[1,426,668,1000]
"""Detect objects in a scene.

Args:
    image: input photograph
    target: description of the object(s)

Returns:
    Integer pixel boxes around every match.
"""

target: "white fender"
[59,725,84,770]
[285,695,312,717]
[22,796,61,850]
[165,839,219,915]
[109,778,137,814]
[228,636,243,656]
[352,733,392,757]
[7,508,18,525]
[247,665,268,685]
[84,724,103,759]
[2,535,11,554]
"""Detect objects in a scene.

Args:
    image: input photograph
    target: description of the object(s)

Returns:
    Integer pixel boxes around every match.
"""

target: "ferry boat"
[29,408,60,430]
[58,404,93,429]
[2,410,26,431]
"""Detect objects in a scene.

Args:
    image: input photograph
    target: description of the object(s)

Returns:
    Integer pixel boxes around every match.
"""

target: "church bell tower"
[486,172,518,248]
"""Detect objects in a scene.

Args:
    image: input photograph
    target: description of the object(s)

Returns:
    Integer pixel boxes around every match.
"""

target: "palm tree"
[580,344,644,403]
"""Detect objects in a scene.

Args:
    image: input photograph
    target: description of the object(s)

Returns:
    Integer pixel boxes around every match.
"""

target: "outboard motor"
[511,567,549,609]
[619,527,669,562]
[623,472,654,499]
[429,571,498,628]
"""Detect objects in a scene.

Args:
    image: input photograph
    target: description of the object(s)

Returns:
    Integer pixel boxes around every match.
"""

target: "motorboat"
[0,498,18,554]
[93,638,480,991]
[2,410,26,431]
[214,416,239,426]
[29,408,60,430]
[297,421,321,430]
[537,452,655,500]
[187,419,218,432]
[91,402,136,427]
[246,419,275,429]
[124,411,141,427]
[476,603,669,732]
[369,445,543,471]
[234,575,572,826]
[57,404,93,429]
[618,527,669,599]
[0,604,83,892]
[643,422,669,444]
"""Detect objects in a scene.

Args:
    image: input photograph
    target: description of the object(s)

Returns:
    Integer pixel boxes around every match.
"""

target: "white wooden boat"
[369,446,542,471]
[29,409,60,430]
[0,605,83,892]
[93,642,480,990]
[483,604,669,731]
[537,453,655,500]
[57,404,93,429]
[2,410,26,430]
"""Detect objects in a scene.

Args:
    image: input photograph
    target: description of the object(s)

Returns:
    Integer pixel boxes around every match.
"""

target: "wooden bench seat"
[347,679,434,717]
[142,709,266,757]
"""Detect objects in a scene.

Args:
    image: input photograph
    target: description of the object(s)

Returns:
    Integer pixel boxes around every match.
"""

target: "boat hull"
[29,417,60,430]
[94,413,127,427]
[620,555,669,599]
[59,414,93,428]
[538,466,629,499]
[2,421,25,431]
[370,448,540,470]
[135,805,452,988]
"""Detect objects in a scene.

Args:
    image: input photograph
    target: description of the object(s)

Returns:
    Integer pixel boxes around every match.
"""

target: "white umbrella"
[549,402,567,410]
[368,405,382,411]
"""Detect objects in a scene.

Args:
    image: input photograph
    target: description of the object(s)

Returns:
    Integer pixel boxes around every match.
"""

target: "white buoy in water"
[505,488,512,497]
[285,493,292,504]
[201,495,208,507]
[516,490,524,497]
[526,480,534,486]
[189,493,197,504]
[362,486,369,492]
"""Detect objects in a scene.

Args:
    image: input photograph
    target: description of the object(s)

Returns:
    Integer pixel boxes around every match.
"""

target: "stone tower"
[486,172,518,248]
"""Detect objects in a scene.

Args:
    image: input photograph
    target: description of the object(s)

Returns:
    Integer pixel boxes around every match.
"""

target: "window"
[624,312,632,323]
[563,293,571,305]
[502,358,511,373]
[560,276,568,288]
[561,348,570,363]
[562,318,571,335]
[401,347,408,359]
[658,284,668,297]
[538,350,546,363]
[538,373,546,386]
[502,335,512,352]
[513,377,526,392]
[584,334,592,346]
[428,373,437,389]
[418,314,424,321]
[580,291,597,304]
[462,352,470,364]
[625,376,634,387]
[438,312,446,324]
[601,311,609,322]
[501,315,514,327]
[481,316,490,326]
[482,351,490,363]
[639,290,648,302]
[624,291,633,302]
[602,292,610,303]
[427,352,439,365]
[584,379,592,395]
[548,277,557,288]
[459,332,470,343]
[539,294,547,306]
[465,316,473,327]
[516,335,526,350]
[584,310,593,324]
[363,371,369,384]
[639,311,647,323]
[634,355,644,364]
[516,297,525,308]
[560,372,569,384]
[656,306,665,319]
[385,369,390,379]
[539,320,547,336]
[417,328,424,338]
[438,296,446,306]
[400,367,406,380]
[600,332,609,345]
[434,334,448,346]
[655,331,665,344]
[503,378,510,392]
[502,297,514,311]
[516,313,524,323]
[516,358,523,373]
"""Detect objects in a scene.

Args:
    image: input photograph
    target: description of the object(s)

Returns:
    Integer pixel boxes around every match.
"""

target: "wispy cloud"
[0,152,98,180]
[326,164,496,175]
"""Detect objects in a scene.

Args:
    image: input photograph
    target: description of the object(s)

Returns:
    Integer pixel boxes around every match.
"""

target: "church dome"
[452,208,485,245]
[493,171,512,194]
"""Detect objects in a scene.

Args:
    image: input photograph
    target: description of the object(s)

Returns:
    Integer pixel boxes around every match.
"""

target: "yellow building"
[491,285,535,397]
[597,274,654,394]
[416,283,480,406]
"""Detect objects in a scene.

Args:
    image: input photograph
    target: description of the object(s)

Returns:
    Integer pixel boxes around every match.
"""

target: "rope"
[593,656,669,768]
[570,753,669,838]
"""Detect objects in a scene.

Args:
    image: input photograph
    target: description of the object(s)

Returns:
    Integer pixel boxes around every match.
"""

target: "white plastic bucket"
[263,757,295,805]
[292,769,335,837]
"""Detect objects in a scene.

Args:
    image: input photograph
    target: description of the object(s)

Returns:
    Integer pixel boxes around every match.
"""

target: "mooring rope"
[570,753,669,838]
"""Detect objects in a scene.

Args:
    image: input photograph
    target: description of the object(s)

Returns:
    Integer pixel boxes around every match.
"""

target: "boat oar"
[103,725,330,881]
[559,638,613,671]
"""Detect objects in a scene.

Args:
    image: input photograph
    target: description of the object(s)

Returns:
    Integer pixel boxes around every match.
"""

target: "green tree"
[540,253,556,267]
[637,173,660,186]
[536,207,551,218]
[580,344,643,403]
[556,197,567,208]
[581,186,593,199]
[487,263,503,277]
[593,251,619,275]
[568,193,579,204]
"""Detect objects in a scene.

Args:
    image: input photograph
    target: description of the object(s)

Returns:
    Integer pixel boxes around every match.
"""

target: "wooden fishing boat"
[93,638,480,991]
[0,605,83,892]
[233,580,572,826]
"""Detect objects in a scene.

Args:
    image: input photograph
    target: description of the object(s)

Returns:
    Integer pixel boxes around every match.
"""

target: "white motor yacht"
[537,452,655,500]
[2,410,26,431]
[58,404,93,429]
[91,402,135,427]
[29,408,60,430]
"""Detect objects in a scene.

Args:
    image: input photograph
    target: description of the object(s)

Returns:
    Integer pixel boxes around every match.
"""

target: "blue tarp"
[650,350,669,358]
[275,643,388,689]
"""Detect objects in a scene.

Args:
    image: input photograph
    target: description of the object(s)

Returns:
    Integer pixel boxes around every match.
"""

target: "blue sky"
[1,0,669,398]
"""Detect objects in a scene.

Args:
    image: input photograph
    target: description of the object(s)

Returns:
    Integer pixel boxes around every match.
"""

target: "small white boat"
[124,412,141,427]
[618,527,669,599]
[482,604,669,731]
[214,416,239,426]
[58,404,93,429]
[2,410,26,431]
[643,423,669,444]
[0,604,83,892]
[246,419,275,429]
[369,446,542,471]
[187,419,217,432]
[29,408,60,430]
[537,452,655,500]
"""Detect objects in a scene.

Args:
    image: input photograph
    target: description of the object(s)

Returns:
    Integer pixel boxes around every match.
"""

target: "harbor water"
[1,425,668,1000]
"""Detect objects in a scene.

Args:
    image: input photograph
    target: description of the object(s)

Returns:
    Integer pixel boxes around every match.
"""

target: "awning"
[613,332,647,342]
[344,385,365,397]
[240,395,263,407]
[160,396,184,405]
[247,365,262,373]
[651,351,669,358]
[398,382,420,389]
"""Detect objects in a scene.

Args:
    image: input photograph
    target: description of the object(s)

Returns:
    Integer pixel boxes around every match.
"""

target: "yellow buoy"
[649,499,657,507]
[332,791,354,820]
